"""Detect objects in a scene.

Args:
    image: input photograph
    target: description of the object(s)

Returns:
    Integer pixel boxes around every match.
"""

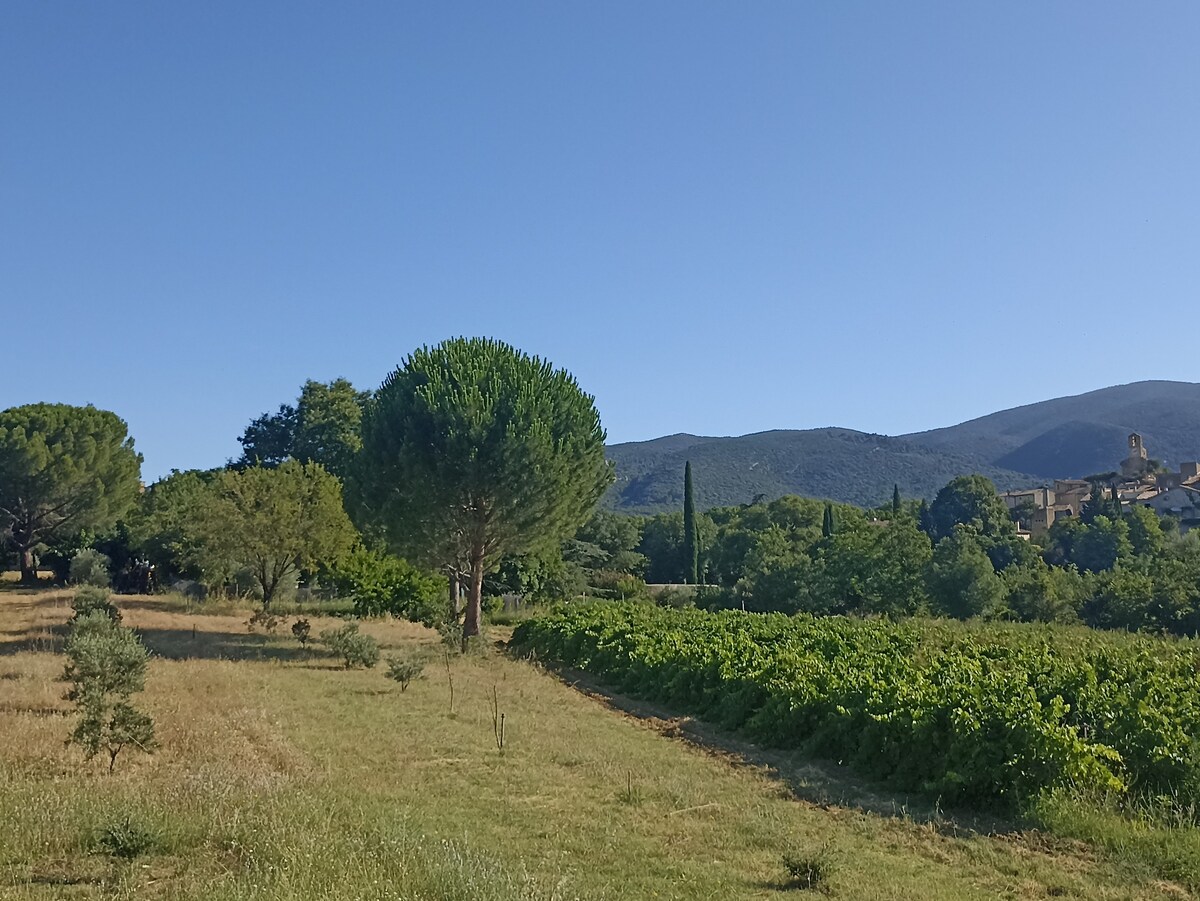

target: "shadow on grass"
[0,621,330,666]
[524,657,1027,841]
[135,627,322,664]
[0,627,68,657]
[0,702,68,717]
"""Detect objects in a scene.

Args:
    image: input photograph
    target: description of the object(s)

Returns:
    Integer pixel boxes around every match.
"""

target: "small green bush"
[97,813,160,859]
[70,549,112,588]
[320,622,380,669]
[71,586,121,624]
[292,618,311,647]
[782,846,833,891]
[247,609,283,634]
[384,653,426,691]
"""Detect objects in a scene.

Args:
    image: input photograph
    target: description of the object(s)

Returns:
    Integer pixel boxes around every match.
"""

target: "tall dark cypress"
[1111,486,1123,519]
[822,502,836,539]
[682,461,698,584]
[892,484,902,518]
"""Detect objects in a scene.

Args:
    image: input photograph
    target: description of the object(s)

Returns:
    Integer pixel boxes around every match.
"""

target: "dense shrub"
[588,570,651,601]
[69,549,111,587]
[512,604,1200,809]
[384,653,426,691]
[326,547,445,625]
[320,622,380,669]
[96,813,160,859]
[291,618,311,647]
[71,586,121,624]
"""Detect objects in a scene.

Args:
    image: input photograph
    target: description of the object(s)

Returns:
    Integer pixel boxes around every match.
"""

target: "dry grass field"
[0,584,1194,900]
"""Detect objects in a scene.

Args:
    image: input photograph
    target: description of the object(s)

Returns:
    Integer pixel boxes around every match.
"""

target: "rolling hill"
[605,380,1200,513]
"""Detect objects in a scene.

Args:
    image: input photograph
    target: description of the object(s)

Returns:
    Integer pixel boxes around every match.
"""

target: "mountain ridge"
[604,380,1200,513]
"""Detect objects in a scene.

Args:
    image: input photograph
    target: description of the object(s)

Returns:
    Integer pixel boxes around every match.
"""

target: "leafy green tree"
[358,338,612,648]
[1081,483,1116,525]
[640,510,717,584]
[1124,505,1166,558]
[238,378,370,480]
[1072,515,1132,574]
[1082,568,1155,631]
[132,469,219,581]
[1000,560,1086,623]
[926,475,1013,543]
[185,461,357,605]
[817,519,932,617]
[326,546,445,624]
[493,548,586,603]
[0,404,142,584]
[682,462,699,584]
[892,484,902,519]
[926,527,1006,619]
[732,527,822,614]
[567,510,645,576]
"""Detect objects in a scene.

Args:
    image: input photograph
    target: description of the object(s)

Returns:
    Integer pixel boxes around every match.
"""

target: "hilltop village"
[1001,432,1200,536]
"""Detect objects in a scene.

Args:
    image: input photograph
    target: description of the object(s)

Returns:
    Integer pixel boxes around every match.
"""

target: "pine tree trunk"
[461,555,484,653]
[18,548,37,585]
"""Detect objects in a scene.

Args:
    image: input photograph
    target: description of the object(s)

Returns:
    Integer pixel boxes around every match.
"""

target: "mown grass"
[0,587,1195,899]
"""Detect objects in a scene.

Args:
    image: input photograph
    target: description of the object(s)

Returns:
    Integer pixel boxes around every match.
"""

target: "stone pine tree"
[0,404,142,584]
[358,338,612,650]
[892,484,902,519]
[682,461,698,584]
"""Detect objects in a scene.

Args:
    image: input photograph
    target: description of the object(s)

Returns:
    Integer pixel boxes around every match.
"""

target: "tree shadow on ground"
[524,658,1031,841]
[0,620,330,666]
[0,627,68,657]
[133,627,328,664]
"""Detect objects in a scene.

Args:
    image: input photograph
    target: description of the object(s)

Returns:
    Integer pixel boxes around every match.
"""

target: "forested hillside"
[606,381,1200,513]
[906,380,1200,478]
[605,429,1037,512]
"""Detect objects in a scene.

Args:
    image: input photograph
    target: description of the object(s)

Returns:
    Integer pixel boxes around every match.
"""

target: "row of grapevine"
[512,604,1200,807]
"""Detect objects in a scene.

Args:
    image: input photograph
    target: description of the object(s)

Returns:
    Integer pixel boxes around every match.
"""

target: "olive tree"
[0,404,142,583]
[359,338,612,649]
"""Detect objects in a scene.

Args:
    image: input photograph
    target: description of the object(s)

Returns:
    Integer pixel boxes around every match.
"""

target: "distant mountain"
[605,429,1041,513]
[904,381,1200,479]
[604,381,1200,514]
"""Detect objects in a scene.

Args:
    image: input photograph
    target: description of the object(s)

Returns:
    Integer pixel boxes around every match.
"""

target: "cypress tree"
[1111,486,1123,519]
[822,502,836,539]
[682,461,698,584]
[892,484,902,518]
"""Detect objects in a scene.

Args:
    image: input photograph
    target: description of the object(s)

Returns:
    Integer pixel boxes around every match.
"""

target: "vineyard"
[512,603,1200,809]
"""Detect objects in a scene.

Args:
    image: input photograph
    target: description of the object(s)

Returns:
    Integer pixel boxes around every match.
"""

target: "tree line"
[6,339,1200,641]
[0,338,611,650]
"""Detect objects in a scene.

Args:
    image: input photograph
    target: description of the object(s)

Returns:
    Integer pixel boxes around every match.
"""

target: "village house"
[1001,433,1200,536]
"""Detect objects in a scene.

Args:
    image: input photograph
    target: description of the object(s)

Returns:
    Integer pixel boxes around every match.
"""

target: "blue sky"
[3,3,1199,480]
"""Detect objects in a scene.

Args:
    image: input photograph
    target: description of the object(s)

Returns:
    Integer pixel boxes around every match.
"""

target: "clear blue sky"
[4,3,1199,481]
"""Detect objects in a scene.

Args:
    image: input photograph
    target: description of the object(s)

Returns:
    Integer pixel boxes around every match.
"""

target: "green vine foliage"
[513,604,1200,808]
